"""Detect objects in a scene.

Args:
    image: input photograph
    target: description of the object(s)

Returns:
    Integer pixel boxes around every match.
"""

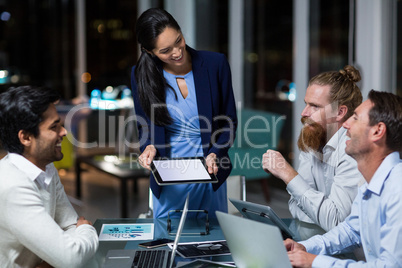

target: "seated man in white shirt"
[286,90,402,267]
[0,86,98,268]
[263,65,364,231]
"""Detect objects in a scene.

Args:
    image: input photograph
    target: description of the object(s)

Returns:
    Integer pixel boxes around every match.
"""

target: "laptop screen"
[103,194,190,268]
[216,211,292,268]
[168,194,189,268]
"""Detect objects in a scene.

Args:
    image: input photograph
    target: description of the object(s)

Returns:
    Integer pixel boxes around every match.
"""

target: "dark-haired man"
[286,90,402,267]
[0,86,98,267]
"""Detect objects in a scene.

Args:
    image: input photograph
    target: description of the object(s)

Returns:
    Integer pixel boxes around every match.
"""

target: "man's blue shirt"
[302,151,402,267]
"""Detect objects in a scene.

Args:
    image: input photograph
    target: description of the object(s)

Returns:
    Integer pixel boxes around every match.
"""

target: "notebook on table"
[103,194,189,268]
[229,198,296,240]
[216,211,292,268]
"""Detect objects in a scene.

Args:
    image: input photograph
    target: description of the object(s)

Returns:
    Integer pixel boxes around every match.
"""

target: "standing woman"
[131,8,237,218]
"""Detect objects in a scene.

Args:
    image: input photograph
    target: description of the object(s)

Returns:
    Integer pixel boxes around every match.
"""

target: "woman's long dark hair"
[135,8,180,126]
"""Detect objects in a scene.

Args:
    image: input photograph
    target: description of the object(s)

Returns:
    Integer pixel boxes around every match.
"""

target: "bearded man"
[262,65,364,232]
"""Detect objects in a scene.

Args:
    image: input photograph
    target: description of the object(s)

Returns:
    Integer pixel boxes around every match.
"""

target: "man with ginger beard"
[298,116,327,153]
[263,65,364,232]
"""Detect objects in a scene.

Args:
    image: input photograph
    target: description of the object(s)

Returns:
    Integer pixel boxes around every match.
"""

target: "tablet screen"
[151,157,218,185]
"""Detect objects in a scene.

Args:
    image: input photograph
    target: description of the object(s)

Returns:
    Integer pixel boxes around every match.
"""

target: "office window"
[0,0,138,99]
[194,0,228,55]
[0,1,76,97]
[86,0,137,93]
[309,0,350,77]
[243,0,293,163]
[243,0,293,108]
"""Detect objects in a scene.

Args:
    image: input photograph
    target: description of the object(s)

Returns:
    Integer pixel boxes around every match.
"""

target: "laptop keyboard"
[131,249,170,268]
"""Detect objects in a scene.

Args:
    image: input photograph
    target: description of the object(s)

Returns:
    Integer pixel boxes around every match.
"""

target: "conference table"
[89,216,326,267]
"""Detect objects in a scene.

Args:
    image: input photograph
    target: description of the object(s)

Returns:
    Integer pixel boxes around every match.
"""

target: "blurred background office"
[0,0,400,221]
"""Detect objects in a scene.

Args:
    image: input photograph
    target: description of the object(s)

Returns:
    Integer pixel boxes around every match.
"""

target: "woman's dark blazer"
[131,46,238,199]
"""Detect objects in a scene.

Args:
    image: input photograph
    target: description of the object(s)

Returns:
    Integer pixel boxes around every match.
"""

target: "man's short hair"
[309,65,363,121]
[0,86,60,154]
[368,90,402,152]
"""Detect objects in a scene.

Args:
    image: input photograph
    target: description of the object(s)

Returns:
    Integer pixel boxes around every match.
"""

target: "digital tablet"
[229,198,296,240]
[150,157,219,185]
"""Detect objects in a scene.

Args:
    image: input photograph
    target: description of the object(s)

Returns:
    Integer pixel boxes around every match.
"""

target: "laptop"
[103,194,189,268]
[229,198,296,240]
[216,211,292,268]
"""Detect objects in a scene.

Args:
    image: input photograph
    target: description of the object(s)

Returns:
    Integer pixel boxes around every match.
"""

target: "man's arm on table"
[5,175,98,268]
[287,151,362,231]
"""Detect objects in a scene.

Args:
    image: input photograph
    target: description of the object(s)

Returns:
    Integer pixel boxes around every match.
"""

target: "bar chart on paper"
[99,223,154,241]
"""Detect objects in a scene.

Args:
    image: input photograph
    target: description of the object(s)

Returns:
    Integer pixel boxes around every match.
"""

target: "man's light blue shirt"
[301,151,402,267]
